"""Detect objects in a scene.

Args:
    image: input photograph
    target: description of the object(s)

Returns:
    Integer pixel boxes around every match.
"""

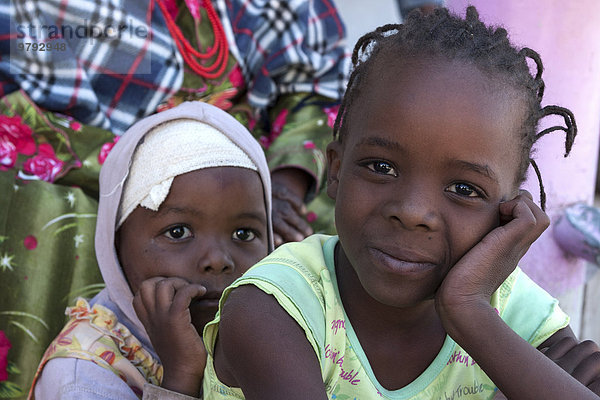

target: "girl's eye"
[164,226,193,240]
[367,161,397,176]
[232,228,256,242]
[447,183,480,198]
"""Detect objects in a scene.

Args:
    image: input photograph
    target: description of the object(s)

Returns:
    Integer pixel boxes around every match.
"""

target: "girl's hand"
[133,276,207,397]
[436,191,549,322]
[539,327,600,394]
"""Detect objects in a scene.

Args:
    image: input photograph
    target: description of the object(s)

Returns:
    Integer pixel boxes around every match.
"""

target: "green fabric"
[203,234,570,400]
[0,91,112,397]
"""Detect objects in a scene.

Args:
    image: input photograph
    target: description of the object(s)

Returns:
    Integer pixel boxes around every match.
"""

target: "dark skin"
[271,168,313,247]
[213,57,600,399]
[117,167,269,397]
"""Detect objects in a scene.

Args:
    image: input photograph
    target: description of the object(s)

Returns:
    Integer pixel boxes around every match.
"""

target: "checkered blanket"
[0,0,349,134]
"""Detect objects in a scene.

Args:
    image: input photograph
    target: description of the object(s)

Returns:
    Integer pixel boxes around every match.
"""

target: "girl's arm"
[212,285,328,400]
[437,192,600,399]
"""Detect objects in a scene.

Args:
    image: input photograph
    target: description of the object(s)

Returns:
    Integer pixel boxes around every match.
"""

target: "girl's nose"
[197,240,235,274]
[383,182,441,232]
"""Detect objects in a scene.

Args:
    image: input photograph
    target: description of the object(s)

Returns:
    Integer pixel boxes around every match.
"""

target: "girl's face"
[327,57,526,308]
[117,167,269,331]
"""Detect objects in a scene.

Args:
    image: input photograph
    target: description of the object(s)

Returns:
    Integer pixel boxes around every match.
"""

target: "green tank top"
[203,234,569,399]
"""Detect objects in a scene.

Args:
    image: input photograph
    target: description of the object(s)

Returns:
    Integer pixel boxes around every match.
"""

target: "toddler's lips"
[191,291,222,308]
[369,247,437,275]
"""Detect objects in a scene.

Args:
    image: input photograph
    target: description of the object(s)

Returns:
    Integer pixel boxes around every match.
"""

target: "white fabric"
[118,119,257,227]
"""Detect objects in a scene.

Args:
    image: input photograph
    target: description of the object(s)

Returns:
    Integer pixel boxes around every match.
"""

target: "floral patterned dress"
[0,0,348,397]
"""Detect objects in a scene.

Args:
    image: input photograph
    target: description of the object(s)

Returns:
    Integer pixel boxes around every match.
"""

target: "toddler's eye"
[367,161,397,176]
[447,183,480,197]
[232,228,256,242]
[164,225,192,240]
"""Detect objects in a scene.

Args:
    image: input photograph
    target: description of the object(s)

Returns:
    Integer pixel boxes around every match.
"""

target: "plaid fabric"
[0,0,349,134]
[0,0,183,134]
[218,0,349,108]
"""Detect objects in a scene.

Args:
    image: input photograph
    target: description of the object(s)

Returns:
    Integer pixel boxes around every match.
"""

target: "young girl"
[202,7,600,400]
[29,101,273,399]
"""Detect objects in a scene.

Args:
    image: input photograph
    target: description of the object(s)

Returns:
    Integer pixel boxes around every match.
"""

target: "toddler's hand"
[133,276,207,397]
[436,191,549,319]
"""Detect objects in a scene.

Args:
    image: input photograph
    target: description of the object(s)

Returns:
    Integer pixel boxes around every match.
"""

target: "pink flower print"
[69,121,82,131]
[303,140,316,150]
[0,137,17,170]
[323,105,340,129]
[98,136,120,165]
[22,143,65,182]
[208,88,237,111]
[184,0,201,21]
[228,65,245,89]
[0,330,12,382]
[306,211,317,223]
[271,109,289,140]
[0,115,35,156]
[24,235,37,250]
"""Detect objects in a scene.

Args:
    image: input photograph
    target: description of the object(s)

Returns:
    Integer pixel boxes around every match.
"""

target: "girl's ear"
[326,141,342,200]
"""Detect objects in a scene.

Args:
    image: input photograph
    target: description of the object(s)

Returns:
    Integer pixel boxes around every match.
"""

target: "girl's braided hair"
[333,6,576,210]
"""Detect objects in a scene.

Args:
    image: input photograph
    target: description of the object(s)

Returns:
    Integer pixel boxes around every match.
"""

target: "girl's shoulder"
[492,267,569,347]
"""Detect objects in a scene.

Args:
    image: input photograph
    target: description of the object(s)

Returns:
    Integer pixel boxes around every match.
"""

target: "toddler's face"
[117,167,268,331]
[327,57,526,308]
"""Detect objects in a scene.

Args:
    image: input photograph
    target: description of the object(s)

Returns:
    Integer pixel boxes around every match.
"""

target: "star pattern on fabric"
[65,191,76,207]
[0,253,15,271]
[73,234,85,248]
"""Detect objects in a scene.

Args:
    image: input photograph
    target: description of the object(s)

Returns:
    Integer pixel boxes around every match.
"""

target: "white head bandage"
[117,118,257,227]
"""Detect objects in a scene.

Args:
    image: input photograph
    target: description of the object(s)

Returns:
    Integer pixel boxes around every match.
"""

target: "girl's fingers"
[518,189,534,201]
[566,341,600,384]
[572,352,600,386]
[540,336,578,360]
[171,284,207,314]
[498,193,549,248]
[588,377,600,395]
[154,277,191,314]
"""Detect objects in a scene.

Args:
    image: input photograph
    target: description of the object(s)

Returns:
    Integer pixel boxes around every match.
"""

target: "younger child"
[202,7,600,400]
[29,101,273,399]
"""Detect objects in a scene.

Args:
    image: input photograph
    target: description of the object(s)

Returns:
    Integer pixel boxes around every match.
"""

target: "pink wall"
[446,1,600,295]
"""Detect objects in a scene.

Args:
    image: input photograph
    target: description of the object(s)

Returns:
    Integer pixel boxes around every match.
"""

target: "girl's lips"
[369,247,437,274]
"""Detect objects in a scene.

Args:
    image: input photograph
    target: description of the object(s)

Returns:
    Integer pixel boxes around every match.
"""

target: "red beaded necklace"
[155,0,229,79]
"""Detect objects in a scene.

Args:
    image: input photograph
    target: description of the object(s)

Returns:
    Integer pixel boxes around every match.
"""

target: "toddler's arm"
[134,277,207,398]
[212,285,328,400]
[436,192,600,399]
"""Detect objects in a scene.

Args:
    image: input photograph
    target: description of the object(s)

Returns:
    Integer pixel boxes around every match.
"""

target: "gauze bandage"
[117,118,257,227]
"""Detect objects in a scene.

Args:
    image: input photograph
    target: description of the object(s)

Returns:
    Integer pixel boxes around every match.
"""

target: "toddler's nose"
[198,242,234,274]
[386,181,441,232]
